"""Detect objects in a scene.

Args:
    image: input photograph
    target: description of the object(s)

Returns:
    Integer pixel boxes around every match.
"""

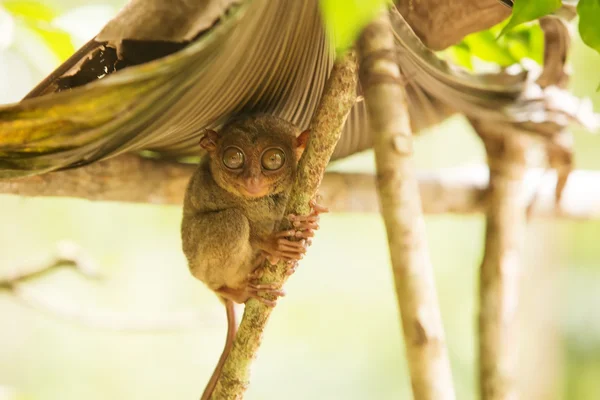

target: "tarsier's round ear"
[199,129,218,152]
[296,129,310,150]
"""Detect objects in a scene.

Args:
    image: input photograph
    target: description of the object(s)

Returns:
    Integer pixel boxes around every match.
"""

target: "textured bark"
[2,157,600,220]
[209,51,358,399]
[473,119,529,400]
[0,155,196,204]
[359,14,455,400]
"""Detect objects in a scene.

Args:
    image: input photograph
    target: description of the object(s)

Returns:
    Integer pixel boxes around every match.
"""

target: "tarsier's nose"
[244,177,264,195]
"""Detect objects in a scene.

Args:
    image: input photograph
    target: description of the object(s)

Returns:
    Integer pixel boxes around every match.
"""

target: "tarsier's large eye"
[261,148,286,171]
[222,147,245,169]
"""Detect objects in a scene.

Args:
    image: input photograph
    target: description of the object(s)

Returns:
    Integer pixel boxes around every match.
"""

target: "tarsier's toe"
[247,282,286,307]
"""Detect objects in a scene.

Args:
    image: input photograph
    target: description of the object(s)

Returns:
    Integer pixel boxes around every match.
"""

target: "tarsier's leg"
[213,255,284,307]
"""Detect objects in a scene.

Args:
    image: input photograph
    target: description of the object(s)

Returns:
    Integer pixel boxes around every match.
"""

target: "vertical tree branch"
[358,13,455,400]
[210,51,358,399]
[472,119,528,400]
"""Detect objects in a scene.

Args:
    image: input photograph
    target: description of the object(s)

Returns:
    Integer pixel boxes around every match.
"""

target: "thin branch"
[473,120,529,400]
[210,51,358,399]
[1,241,210,332]
[359,13,455,400]
[0,241,100,289]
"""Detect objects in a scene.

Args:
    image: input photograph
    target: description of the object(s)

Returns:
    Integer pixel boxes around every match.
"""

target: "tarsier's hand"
[263,199,329,268]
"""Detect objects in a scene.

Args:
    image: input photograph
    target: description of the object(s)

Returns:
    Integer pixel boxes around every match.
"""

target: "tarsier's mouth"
[238,184,269,198]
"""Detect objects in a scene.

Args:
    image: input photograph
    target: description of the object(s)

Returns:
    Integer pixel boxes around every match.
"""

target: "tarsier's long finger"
[248,282,283,291]
[248,268,264,281]
[292,221,319,231]
[293,230,315,239]
[309,199,329,214]
[273,250,304,261]
[289,214,320,223]
[285,260,299,275]
[275,229,297,238]
[277,238,307,251]
[248,286,286,298]
[249,294,277,307]
[266,254,280,265]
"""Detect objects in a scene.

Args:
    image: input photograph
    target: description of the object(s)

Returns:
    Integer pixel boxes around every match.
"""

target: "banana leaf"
[0,0,596,179]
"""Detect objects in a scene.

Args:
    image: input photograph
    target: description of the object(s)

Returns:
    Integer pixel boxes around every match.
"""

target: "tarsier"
[181,114,327,399]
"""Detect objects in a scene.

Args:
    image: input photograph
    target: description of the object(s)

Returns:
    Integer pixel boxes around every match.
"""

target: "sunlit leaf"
[447,20,544,70]
[26,22,73,61]
[319,0,390,54]
[1,0,56,22]
[526,23,545,64]
[447,42,473,70]
[463,30,517,66]
[499,0,562,37]
[577,0,600,55]
[2,1,74,62]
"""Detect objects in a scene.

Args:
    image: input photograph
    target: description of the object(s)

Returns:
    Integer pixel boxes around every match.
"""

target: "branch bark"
[473,119,529,400]
[2,157,600,219]
[209,51,358,399]
[359,13,455,400]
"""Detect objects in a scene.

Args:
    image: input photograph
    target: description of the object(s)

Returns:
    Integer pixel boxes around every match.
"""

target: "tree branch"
[0,155,195,204]
[359,13,455,400]
[2,156,600,219]
[473,120,528,400]
[0,241,210,332]
[209,51,358,399]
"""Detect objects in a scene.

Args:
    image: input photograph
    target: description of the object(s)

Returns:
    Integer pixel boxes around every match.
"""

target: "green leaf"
[319,0,390,54]
[577,0,600,55]
[1,0,56,21]
[2,1,74,61]
[26,21,74,61]
[447,42,473,70]
[463,30,518,66]
[446,20,545,70]
[499,0,562,37]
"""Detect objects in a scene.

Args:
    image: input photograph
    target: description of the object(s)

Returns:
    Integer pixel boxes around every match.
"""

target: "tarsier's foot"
[247,282,286,307]
[261,231,309,265]
[216,281,285,307]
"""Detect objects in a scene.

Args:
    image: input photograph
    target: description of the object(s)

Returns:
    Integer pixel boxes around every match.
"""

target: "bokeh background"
[1,1,599,399]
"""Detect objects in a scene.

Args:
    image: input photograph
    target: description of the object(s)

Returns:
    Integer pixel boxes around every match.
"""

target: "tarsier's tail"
[200,298,237,400]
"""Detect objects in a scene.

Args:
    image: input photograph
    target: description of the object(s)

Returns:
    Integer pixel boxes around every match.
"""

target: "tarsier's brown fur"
[181,114,326,399]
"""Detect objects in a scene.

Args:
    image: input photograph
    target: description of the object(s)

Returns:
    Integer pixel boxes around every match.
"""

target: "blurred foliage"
[2,0,73,62]
[0,1,599,400]
[499,0,562,37]
[577,0,600,60]
[446,20,545,70]
[319,0,390,54]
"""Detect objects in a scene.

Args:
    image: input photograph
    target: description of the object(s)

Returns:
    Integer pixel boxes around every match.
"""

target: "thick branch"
[2,157,600,219]
[359,13,455,400]
[474,120,528,400]
[0,155,195,204]
[210,52,358,399]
